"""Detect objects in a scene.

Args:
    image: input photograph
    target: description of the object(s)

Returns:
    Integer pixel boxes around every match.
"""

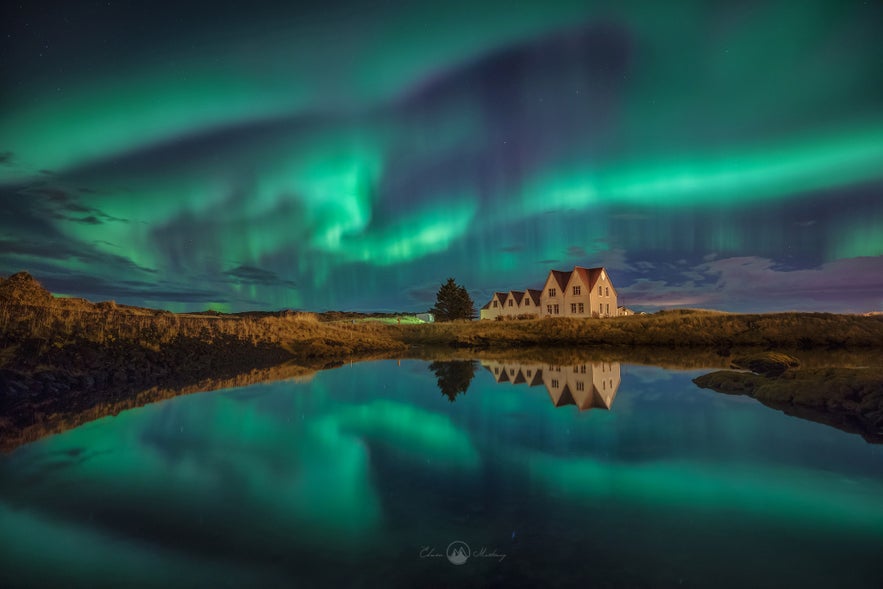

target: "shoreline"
[2,272,883,450]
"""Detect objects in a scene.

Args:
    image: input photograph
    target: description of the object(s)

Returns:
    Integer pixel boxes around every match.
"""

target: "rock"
[730,352,800,377]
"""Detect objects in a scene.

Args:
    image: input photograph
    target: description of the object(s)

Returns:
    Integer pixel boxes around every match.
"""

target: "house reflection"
[482,360,621,411]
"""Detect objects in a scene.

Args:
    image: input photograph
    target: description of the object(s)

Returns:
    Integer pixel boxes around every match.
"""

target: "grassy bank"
[396,310,883,350]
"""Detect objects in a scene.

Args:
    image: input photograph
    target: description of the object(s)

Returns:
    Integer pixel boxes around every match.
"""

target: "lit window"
[573,286,581,295]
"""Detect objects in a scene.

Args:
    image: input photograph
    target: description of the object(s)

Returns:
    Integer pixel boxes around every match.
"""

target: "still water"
[1,358,882,588]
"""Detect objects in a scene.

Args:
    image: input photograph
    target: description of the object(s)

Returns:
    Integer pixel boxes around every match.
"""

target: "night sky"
[1,0,881,313]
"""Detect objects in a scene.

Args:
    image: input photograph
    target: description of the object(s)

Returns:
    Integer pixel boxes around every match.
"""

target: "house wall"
[481,294,505,320]
[539,273,565,317]
[502,292,520,318]
[592,269,617,318]
[563,271,591,317]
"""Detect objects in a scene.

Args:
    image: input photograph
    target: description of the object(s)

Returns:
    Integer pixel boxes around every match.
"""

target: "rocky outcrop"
[729,352,800,376]
[694,361,883,443]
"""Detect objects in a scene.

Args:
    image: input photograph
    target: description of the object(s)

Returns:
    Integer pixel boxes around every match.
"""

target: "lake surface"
[2,357,882,588]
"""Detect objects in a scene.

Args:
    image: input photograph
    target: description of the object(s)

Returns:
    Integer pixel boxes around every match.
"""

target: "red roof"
[548,269,573,291]
[572,266,603,291]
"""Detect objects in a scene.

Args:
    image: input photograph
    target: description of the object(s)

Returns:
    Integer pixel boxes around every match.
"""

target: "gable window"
[576,381,585,392]
[526,370,532,377]
[570,303,577,313]
[524,298,530,306]
[606,287,610,296]
[573,286,581,295]
[548,288,556,297]
[508,299,513,307]
[578,303,584,314]
[598,286,602,295]
[551,379,559,388]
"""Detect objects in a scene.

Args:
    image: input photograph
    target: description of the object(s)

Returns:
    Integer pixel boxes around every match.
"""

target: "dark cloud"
[223,265,296,289]
[16,185,129,224]
[0,238,157,275]
[0,151,13,165]
[39,273,228,304]
[567,245,587,258]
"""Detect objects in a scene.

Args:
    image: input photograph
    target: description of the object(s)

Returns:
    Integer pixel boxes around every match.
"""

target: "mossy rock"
[730,352,800,377]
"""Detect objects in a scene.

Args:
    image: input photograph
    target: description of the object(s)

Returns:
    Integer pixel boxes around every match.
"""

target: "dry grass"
[397,310,883,349]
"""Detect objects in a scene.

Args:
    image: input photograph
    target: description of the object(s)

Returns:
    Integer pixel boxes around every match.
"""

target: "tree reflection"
[428,360,478,402]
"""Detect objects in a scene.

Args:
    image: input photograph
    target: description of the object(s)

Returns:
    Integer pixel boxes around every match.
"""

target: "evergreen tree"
[430,277,476,321]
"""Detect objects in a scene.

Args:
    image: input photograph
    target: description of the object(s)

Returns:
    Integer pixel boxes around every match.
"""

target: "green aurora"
[1,0,881,311]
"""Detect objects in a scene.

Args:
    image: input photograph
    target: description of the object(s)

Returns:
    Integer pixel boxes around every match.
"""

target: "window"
[524,298,530,306]
[553,304,559,315]
[551,379,559,388]
[606,287,609,296]
[573,286,581,295]
[576,381,585,392]
[526,370,532,377]
[580,365,586,374]
[508,299,513,307]
[548,288,556,297]
[546,304,552,315]
[578,303,584,314]
[603,380,606,390]
[493,301,498,308]
[599,286,602,295]
[510,369,514,376]
[599,303,603,314]
[573,366,579,373]
[606,303,610,315]
[570,303,577,313]
[494,367,499,374]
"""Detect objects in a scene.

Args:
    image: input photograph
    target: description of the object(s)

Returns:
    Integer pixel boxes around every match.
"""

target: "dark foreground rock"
[729,351,801,376]
[694,364,883,443]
